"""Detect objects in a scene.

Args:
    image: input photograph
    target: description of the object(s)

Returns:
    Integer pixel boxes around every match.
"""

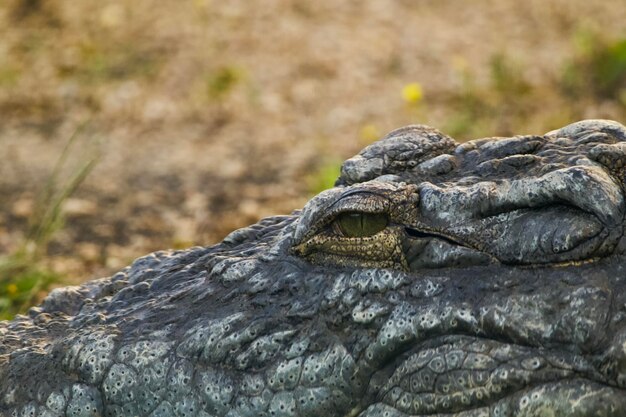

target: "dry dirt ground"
[1,0,625,285]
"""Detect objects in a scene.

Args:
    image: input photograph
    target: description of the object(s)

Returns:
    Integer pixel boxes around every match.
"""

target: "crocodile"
[2,119,626,417]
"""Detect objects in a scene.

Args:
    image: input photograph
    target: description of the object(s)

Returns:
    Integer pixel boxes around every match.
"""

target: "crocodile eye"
[334,212,388,237]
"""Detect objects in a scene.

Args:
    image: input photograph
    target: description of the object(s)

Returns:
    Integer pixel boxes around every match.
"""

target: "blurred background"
[1,0,626,318]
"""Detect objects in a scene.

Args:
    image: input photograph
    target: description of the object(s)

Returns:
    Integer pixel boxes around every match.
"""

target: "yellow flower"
[402,82,424,104]
[6,283,18,296]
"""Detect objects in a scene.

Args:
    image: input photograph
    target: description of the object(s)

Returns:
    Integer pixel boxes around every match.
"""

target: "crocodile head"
[2,120,626,417]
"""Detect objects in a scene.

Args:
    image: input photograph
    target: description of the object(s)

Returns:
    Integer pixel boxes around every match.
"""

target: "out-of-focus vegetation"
[562,31,626,102]
[307,158,344,195]
[442,31,626,140]
[206,66,245,100]
[0,129,98,319]
[0,0,625,318]
[307,30,626,195]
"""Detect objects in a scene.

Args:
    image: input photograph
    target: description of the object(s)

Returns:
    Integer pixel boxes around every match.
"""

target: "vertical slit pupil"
[336,212,388,237]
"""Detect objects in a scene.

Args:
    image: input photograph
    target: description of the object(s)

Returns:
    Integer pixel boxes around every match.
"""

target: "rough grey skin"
[2,119,626,417]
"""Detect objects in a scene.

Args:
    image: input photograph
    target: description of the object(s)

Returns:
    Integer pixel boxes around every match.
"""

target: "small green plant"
[0,256,57,320]
[561,31,626,101]
[0,125,99,320]
[0,65,21,88]
[443,52,533,139]
[443,64,489,139]
[206,66,244,100]
[489,53,531,98]
[307,159,342,195]
[68,42,162,83]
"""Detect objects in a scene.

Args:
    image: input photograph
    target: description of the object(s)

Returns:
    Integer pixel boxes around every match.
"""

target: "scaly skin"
[2,119,626,417]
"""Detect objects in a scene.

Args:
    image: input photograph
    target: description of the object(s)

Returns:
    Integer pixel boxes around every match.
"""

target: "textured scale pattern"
[2,120,626,416]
